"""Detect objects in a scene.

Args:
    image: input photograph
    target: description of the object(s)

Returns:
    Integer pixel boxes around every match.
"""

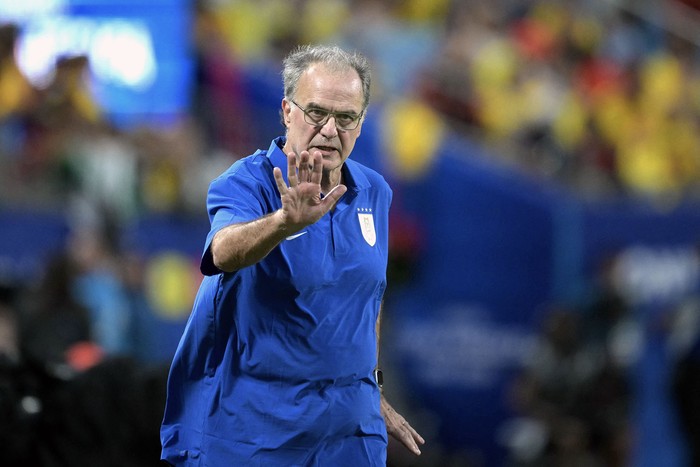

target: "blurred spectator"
[583,253,640,371]
[35,357,168,467]
[0,23,38,137]
[131,119,207,215]
[579,255,637,467]
[340,0,441,99]
[190,0,256,158]
[502,301,632,467]
[670,294,700,467]
[1,255,168,467]
[68,125,139,222]
[526,307,601,413]
[23,54,104,175]
[20,252,93,373]
[0,23,39,205]
[5,0,700,213]
[0,282,20,363]
[4,52,112,211]
[34,54,102,128]
[0,24,37,120]
[67,222,133,357]
[417,0,700,203]
[0,280,49,466]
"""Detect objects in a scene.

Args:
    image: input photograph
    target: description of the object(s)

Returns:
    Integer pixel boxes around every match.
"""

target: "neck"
[322,168,343,194]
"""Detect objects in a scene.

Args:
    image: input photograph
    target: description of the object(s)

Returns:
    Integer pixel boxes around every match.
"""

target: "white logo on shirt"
[357,208,376,247]
[285,231,308,241]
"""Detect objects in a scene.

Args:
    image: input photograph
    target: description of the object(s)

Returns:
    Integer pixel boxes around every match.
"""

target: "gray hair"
[282,44,371,110]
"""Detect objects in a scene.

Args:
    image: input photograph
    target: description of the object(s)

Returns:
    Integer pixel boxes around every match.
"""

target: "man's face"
[281,63,364,175]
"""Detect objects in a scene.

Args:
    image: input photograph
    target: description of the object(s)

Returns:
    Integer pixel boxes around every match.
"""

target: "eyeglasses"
[290,99,363,131]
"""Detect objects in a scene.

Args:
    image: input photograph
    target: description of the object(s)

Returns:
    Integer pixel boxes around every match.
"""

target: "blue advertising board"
[0,0,193,127]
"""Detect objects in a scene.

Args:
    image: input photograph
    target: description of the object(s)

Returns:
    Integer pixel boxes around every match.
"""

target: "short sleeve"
[200,168,268,276]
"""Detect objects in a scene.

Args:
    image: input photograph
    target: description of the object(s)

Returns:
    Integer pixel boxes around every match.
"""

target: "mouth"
[311,145,339,156]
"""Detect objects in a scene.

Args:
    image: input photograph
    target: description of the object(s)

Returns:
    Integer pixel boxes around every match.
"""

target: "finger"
[309,151,323,185]
[399,428,421,455]
[287,152,298,187]
[298,151,310,183]
[273,167,288,195]
[407,425,425,445]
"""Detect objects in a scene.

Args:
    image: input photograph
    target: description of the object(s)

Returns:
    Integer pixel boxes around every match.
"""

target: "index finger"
[407,423,425,445]
[273,167,287,195]
[400,424,423,455]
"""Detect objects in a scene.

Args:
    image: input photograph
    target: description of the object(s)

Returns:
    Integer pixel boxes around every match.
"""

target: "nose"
[319,115,338,138]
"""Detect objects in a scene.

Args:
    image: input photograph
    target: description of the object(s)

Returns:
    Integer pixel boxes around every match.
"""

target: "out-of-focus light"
[17,16,156,90]
[0,0,65,22]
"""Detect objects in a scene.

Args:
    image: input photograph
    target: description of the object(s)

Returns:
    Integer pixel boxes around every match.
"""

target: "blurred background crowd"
[1,0,700,466]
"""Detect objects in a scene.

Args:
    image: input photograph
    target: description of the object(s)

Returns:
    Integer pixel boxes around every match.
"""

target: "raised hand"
[273,150,347,232]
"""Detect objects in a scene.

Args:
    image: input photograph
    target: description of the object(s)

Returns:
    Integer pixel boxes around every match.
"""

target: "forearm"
[211,209,290,272]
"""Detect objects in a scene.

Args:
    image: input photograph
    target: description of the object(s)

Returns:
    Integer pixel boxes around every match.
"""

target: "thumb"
[321,184,348,211]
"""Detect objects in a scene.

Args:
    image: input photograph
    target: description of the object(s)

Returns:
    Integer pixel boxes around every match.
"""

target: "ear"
[355,116,364,138]
[281,99,292,126]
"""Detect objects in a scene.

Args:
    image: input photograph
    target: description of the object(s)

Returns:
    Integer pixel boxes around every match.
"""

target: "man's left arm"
[376,306,425,456]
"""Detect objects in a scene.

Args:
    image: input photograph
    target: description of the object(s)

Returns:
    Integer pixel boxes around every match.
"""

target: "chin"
[325,154,344,166]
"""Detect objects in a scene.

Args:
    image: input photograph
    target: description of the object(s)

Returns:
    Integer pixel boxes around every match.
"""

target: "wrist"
[274,208,304,237]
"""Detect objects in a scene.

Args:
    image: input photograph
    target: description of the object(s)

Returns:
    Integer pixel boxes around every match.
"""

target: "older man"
[161,44,423,466]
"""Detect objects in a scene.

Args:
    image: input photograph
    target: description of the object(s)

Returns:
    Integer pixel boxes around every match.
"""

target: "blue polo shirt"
[161,137,391,466]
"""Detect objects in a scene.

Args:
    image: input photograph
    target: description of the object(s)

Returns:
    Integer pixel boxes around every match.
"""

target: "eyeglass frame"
[289,99,364,131]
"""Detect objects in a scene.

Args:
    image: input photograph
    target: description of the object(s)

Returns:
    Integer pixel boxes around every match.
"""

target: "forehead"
[294,63,364,110]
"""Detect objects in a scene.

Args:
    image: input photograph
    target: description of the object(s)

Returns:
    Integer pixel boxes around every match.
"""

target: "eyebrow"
[305,101,361,116]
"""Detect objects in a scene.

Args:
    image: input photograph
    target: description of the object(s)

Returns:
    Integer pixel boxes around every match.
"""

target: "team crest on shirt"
[357,208,376,246]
